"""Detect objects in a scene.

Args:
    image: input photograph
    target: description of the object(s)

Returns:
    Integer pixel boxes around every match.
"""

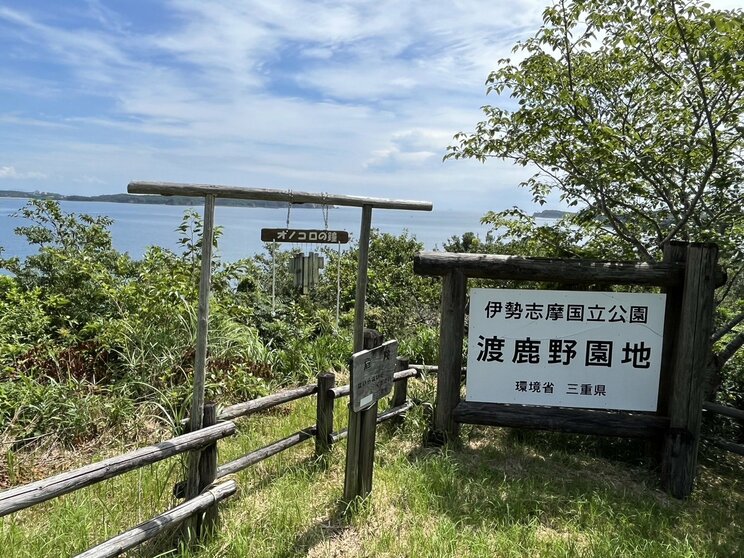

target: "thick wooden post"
[661,243,718,498]
[344,204,373,503]
[648,242,688,461]
[390,357,410,427]
[316,373,336,460]
[658,241,687,416]
[186,194,216,504]
[427,270,467,446]
[196,403,218,537]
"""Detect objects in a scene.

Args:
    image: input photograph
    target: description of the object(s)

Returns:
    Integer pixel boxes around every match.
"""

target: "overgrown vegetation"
[0,200,442,449]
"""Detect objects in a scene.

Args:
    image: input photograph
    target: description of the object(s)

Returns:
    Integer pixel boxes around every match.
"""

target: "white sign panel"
[466,288,666,411]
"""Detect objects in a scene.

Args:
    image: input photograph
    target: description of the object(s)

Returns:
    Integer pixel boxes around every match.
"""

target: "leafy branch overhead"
[447,0,744,392]
[447,0,743,263]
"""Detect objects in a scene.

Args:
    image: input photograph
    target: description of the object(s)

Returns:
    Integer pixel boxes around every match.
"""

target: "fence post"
[661,243,718,498]
[427,269,466,446]
[196,403,218,538]
[390,357,410,428]
[316,373,336,460]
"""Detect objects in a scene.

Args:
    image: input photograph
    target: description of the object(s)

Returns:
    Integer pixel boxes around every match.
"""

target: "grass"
[1,378,742,557]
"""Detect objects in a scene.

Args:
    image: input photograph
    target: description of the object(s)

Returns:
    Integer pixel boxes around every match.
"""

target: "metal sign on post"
[261,228,349,244]
[351,340,398,412]
[466,288,666,412]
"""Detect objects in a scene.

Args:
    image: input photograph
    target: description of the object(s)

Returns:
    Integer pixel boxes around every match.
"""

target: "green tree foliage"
[447,0,744,402]
[449,0,743,260]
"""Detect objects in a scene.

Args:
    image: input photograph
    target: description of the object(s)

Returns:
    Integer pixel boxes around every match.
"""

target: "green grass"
[1,380,742,557]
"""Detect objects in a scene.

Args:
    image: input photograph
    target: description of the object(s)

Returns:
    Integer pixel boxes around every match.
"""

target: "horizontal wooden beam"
[454,401,669,438]
[703,401,744,421]
[219,385,317,421]
[330,367,418,399]
[128,182,433,211]
[414,252,685,286]
[330,401,414,443]
[705,437,744,457]
[74,480,237,558]
[0,422,236,517]
[215,427,315,479]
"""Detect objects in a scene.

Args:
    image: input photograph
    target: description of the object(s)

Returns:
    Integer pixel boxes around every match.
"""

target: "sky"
[0,0,739,213]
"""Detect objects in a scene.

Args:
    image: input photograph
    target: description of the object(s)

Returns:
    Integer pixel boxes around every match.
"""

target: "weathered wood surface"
[215,427,315,479]
[414,252,686,286]
[73,480,237,558]
[703,401,744,421]
[186,194,216,502]
[657,242,687,417]
[344,204,374,502]
[390,357,410,427]
[128,182,433,211]
[454,402,669,437]
[197,404,218,537]
[428,270,466,446]
[330,368,417,399]
[662,243,718,498]
[219,384,317,421]
[706,438,744,457]
[0,422,236,517]
[330,402,415,443]
[315,373,336,458]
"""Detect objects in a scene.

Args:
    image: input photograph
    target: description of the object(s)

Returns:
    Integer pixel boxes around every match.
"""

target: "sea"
[0,198,496,262]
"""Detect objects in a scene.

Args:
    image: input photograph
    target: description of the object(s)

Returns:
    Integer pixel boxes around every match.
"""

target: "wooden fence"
[702,401,744,457]
[0,359,422,557]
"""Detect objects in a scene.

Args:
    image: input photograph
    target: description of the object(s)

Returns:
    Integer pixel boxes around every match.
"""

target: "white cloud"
[0,165,47,180]
[3,0,736,211]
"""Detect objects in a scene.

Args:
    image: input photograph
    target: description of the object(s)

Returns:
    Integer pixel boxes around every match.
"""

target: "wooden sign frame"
[413,242,721,499]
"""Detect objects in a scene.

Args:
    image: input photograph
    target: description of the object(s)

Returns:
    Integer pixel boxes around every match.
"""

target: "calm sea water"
[0,198,494,261]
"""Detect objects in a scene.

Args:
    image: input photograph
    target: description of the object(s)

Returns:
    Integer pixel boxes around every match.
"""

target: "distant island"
[0,189,319,208]
[532,209,572,219]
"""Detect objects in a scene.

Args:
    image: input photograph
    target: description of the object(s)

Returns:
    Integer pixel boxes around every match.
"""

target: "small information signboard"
[466,288,666,412]
[261,228,349,244]
[351,340,398,412]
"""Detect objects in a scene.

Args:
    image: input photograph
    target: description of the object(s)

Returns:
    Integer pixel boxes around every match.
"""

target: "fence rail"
[0,422,236,517]
[73,480,238,558]
[702,400,744,457]
[0,360,424,556]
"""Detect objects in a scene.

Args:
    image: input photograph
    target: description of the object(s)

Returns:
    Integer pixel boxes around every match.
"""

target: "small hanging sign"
[261,228,349,244]
[351,340,398,412]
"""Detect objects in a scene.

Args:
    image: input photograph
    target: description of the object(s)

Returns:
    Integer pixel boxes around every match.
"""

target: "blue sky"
[0,1,738,212]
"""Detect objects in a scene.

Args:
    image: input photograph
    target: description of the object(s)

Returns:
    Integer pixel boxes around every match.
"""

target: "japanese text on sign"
[351,340,398,412]
[466,289,666,411]
[261,228,350,244]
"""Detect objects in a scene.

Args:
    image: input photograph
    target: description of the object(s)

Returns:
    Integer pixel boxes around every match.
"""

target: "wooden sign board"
[351,340,398,412]
[466,288,666,412]
[261,228,349,244]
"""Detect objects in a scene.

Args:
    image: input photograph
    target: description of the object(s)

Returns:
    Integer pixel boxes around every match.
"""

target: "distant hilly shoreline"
[0,189,313,208]
[0,190,573,217]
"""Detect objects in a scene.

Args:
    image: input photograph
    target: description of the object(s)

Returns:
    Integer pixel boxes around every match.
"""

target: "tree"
[447,0,744,395]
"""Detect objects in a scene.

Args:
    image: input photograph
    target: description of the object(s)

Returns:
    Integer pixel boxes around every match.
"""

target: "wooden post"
[344,204,373,503]
[661,243,718,498]
[427,270,466,446]
[647,242,688,461]
[390,357,410,428]
[196,403,218,538]
[185,194,216,505]
[316,373,336,460]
